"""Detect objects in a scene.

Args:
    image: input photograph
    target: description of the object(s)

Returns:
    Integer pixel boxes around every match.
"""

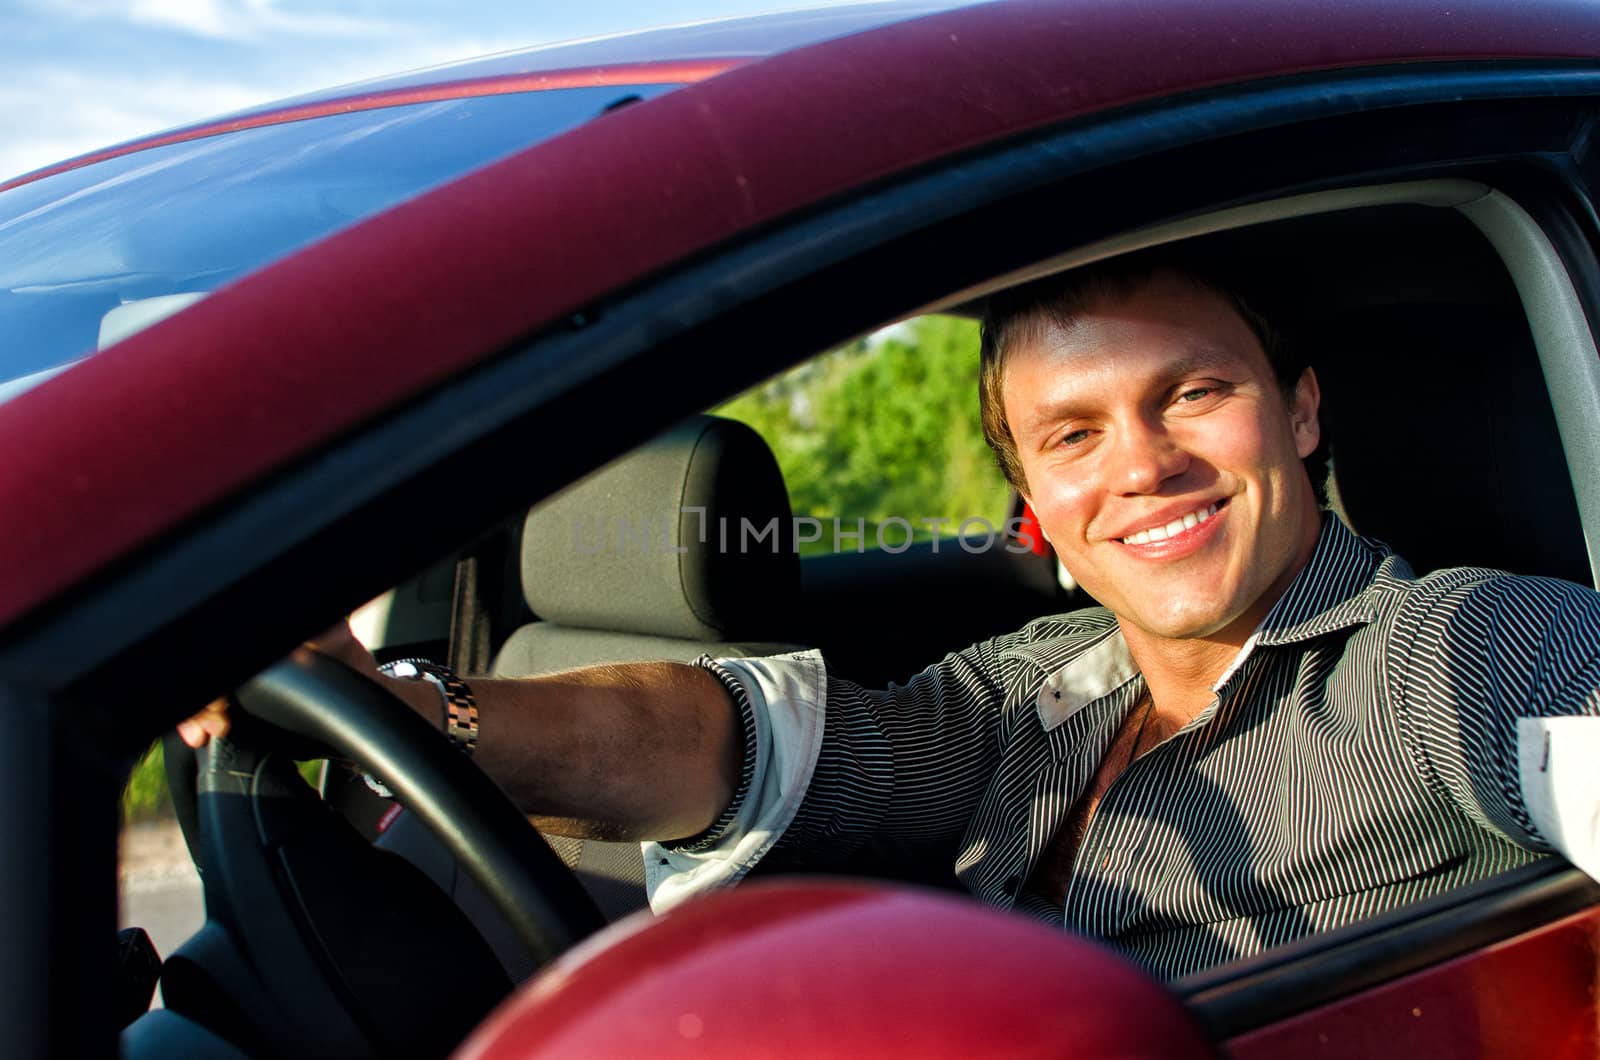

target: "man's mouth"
[1119,501,1224,545]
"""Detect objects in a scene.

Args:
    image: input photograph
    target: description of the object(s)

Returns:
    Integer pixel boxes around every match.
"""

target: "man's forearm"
[384,661,741,843]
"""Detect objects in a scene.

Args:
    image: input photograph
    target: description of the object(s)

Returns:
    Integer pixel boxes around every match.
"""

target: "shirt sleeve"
[664,656,762,855]
[1388,569,1600,877]
[767,640,1011,872]
[642,650,828,911]
[641,637,1015,909]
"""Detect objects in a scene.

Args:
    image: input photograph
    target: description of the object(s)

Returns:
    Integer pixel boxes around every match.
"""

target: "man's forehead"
[1055,270,1253,338]
[1016,294,1264,380]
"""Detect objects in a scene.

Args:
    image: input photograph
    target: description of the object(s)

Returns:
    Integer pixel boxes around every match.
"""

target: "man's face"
[1004,272,1322,647]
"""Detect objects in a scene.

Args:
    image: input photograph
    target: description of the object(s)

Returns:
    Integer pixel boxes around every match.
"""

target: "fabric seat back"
[493,414,805,919]
[1315,303,1590,584]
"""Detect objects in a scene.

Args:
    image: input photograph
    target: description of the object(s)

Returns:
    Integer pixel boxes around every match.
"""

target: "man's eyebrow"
[1015,343,1249,443]
[1156,343,1248,382]
[1014,398,1086,446]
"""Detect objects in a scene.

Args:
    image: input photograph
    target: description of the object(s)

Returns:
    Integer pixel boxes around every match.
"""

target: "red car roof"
[0,1,960,193]
[3,0,1600,631]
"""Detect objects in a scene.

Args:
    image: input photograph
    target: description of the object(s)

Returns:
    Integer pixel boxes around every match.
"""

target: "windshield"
[0,83,674,403]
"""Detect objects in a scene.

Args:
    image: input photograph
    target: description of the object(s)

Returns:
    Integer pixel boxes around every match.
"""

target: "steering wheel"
[156,648,606,1058]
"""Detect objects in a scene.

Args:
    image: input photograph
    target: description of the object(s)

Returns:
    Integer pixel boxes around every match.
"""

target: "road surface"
[119,819,204,1007]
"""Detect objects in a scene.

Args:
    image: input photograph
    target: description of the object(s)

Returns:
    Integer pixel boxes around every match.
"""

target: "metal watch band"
[378,657,479,758]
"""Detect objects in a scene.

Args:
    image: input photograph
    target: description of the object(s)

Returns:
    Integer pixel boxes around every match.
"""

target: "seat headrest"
[521,415,800,640]
[1316,304,1590,584]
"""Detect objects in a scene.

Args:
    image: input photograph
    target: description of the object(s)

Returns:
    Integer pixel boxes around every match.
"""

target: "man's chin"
[1119,600,1244,643]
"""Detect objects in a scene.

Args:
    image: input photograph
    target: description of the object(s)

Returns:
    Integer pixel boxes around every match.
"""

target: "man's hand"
[175,622,384,748]
[177,629,743,841]
[176,697,232,748]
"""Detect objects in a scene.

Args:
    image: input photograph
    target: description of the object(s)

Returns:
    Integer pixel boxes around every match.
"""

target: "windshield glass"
[0,83,674,402]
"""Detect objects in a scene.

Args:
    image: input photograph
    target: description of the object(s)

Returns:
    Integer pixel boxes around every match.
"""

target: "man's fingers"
[176,619,363,751]
[177,698,232,748]
[199,710,231,740]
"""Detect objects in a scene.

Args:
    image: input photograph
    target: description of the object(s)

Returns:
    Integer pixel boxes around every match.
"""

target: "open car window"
[114,184,1600,1048]
[714,314,1012,556]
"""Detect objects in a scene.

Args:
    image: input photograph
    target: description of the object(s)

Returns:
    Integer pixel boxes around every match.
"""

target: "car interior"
[331,195,1595,958]
[121,180,1600,1055]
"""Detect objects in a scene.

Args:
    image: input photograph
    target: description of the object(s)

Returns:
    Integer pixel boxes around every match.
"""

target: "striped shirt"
[647,514,1600,979]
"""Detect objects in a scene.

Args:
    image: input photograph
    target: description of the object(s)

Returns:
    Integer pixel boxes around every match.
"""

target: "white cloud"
[0,1,835,182]
[298,34,555,91]
[0,68,271,179]
[0,28,548,182]
[30,0,403,42]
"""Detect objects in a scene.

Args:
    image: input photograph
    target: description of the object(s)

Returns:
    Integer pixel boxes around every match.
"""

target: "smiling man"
[969,262,1334,912]
[995,268,1322,719]
[183,252,1600,979]
[630,254,1600,975]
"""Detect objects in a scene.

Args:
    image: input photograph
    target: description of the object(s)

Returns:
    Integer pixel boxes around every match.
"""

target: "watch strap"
[378,657,478,758]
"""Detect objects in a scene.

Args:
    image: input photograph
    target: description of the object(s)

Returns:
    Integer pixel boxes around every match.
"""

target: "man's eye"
[1059,428,1091,448]
[1176,387,1214,403]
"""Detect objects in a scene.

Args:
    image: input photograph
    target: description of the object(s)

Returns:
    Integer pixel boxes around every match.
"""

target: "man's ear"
[1290,366,1322,459]
[1018,487,1050,543]
[1016,488,1053,546]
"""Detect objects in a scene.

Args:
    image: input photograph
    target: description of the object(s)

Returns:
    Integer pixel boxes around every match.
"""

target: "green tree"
[715,315,1009,552]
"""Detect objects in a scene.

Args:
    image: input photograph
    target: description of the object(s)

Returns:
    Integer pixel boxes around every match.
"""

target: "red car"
[3,1,1599,1055]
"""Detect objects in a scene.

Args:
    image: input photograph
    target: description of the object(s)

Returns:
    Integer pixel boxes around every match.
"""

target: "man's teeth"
[1122,503,1220,545]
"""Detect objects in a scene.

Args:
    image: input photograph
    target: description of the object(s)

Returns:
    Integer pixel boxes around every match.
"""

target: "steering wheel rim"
[224,647,606,962]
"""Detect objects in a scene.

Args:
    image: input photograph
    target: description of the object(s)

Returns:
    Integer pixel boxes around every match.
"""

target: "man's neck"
[1116,510,1324,725]
[1116,625,1252,727]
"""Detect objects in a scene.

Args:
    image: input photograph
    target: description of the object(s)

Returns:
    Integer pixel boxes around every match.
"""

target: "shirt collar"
[1035,627,1139,730]
[1031,513,1384,729]
[1252,512,1385,648]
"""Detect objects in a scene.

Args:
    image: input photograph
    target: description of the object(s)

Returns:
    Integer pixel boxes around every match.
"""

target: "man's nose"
[1108,417,1189,495]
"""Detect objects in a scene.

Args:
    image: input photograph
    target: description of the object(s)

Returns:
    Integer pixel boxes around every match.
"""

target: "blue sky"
[0,0,875,182]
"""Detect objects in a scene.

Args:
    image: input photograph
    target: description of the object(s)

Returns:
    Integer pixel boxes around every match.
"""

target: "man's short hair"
[977,251,1330,503]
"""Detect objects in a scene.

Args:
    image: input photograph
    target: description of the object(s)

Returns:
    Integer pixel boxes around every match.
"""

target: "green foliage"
[122,742,171,822]
[122,739,325,822]
[715,315,1009,552]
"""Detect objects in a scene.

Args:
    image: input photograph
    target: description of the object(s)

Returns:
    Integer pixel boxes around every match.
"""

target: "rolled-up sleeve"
[643,650,828,911]
[1390,570,1600,878]
[642,636,1014,909]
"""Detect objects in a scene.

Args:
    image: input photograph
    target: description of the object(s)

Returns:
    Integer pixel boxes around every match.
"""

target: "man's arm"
[1389,570,1600,872]
[471,661,742,842]
[179,625,744,845]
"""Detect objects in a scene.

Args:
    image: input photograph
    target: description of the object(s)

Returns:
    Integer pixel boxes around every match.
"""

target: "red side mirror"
[458,880,1216,1059]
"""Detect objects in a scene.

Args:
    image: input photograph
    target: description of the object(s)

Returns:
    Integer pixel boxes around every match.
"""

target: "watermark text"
[569,508,1038,555]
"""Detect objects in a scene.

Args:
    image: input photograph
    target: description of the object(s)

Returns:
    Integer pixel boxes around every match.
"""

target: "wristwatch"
[377,657,479,758]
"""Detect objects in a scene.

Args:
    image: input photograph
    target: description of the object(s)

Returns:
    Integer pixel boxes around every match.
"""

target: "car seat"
[381,414,805,977]
[1315,302,1591,584]
[491,413,804,920]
